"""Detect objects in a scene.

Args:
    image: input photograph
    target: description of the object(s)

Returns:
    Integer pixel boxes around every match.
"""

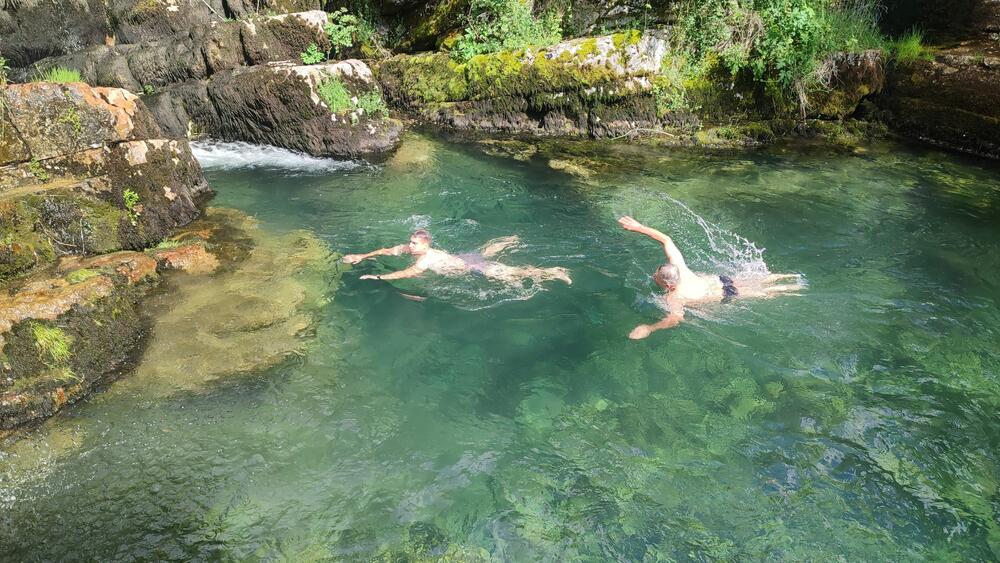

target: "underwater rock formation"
[120,207,339,397]
[0,205,338,438]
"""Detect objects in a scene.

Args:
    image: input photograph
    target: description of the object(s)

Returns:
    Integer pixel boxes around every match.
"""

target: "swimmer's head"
[653,263,680,291]
[408,229,432,255]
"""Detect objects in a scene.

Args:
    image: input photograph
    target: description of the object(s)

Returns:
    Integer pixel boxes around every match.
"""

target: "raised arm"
[360,264,425,281]
[618,216,688,270]
[342,244,408,264]
[628,299,685,339]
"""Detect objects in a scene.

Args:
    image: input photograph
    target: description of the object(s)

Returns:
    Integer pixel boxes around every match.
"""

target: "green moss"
[379,53,469,105]
[66,268,100,284]
[611,29,641,50]
[31,323,73,367]
[575,38,598,58]
[28,158,49,181]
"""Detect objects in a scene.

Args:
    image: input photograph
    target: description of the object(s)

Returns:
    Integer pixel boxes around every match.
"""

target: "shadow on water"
[3,133,1000,560]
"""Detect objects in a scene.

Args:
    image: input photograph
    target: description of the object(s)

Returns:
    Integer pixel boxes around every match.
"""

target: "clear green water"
[3,135,1000,561]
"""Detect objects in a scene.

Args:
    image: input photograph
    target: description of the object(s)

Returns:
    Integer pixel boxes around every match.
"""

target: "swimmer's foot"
[551,267,572,285]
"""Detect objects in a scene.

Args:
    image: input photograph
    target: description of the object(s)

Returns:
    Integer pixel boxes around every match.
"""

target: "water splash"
[659,194,771,278]
[405,273,551,311]
[190,141,367,174]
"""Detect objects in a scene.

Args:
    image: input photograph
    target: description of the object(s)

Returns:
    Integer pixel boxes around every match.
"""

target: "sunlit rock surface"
[0,82,209,282]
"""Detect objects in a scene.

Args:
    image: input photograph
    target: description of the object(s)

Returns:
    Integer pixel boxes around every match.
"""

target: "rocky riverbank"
[0,80,339,439]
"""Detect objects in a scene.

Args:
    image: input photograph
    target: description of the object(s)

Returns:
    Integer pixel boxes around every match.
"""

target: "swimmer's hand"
[359,274,381,280]
[618,216,645,232]
[628,325,653,340]
[342,254,366,264]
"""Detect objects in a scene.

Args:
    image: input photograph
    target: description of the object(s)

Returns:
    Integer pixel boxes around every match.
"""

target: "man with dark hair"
[343,230,571,285]
[619,216,803,339]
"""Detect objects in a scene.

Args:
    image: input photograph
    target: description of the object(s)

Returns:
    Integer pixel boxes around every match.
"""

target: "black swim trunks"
[719,275,739,302]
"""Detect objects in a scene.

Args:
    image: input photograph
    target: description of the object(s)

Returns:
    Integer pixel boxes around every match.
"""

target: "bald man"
[619,216,803,339]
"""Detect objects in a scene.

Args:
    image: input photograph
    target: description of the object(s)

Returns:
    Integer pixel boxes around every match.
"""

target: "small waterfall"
[190,141,367,174]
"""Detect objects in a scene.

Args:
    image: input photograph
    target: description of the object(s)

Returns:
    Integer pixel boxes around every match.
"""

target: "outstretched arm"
[342,244,408,264]
[360,265,425,281]
[628,303,685,339]
[618,216,688,270]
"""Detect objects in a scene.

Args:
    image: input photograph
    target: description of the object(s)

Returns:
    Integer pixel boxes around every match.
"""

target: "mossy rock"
[0,272,151,430]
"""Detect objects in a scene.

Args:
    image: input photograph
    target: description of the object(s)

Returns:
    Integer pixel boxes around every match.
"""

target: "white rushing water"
[190,141,368,173]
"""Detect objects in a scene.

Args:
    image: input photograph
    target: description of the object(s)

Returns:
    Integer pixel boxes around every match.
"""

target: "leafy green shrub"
[317,76,389,120]
[155,239,184,250]
[317,77,353,113]
[0,55,8,87]
[33,66,83,84]
[893,29,932,62]
[325,7,374,57]
[452,0,562,62]
[28,158,49,181]
[300,42,325,65]
[123,188,140,226]
[673,0,887,113]
[356,90,389,119]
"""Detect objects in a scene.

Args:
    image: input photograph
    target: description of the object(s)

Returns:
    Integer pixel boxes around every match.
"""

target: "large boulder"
[379,31,884,139]
[151,60,403,156]
[0,82,210,282]
[0,0,111,68]
[378,30,675,138]
[0,252,157,432]
[878,48,1000,159]
[13,11,331,91]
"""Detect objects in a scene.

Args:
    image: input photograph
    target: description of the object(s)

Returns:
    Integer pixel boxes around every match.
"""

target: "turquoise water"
[2,135,1000,560]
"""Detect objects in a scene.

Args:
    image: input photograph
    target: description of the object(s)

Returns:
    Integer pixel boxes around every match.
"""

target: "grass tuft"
[31,323,73,366]
[893,29,933,62]
[33,67,83,84]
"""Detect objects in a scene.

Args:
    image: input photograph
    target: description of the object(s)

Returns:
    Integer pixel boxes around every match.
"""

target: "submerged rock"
[0,206,338,438]
[115,207,339,395]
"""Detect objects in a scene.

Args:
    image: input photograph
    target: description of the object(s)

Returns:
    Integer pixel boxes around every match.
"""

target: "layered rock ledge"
[377,31,886,143]
[0,81,210,435]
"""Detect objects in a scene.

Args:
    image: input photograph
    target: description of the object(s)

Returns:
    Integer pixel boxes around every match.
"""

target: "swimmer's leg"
[514,265,572,285]
[764,273,802,283]
[479,236,520,258]
[483,263,572,285]
[763,283,805,296]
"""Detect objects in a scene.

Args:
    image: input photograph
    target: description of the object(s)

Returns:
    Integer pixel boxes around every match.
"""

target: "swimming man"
[619,216,804,339]
[342,229,572,285]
